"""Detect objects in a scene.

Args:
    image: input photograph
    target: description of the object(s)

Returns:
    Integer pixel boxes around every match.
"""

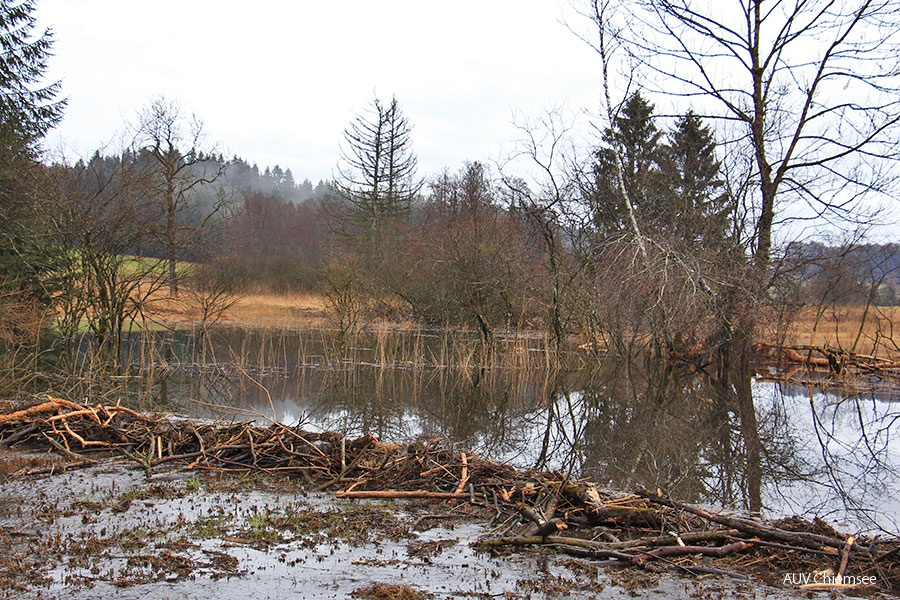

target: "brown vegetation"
[0,397,897,593]
[145,289,328,328]
[771,305,900,360]
[144,288,900,362]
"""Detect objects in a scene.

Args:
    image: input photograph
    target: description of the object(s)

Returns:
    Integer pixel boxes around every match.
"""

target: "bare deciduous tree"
[572,0,900,510]
[134,97,225,295]
[591,0,900,273]
[48,152,164,370]
[180,259,245,364]
[404,162,538,339]
[502,109,584,352]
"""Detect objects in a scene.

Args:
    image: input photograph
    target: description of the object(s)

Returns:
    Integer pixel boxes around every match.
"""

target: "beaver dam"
[0,396,898,598]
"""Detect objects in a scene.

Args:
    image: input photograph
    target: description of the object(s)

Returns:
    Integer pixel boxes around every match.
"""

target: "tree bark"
[334,490,466,500]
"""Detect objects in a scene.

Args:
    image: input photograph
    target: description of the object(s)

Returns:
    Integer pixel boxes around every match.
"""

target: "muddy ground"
[0,450,885,600]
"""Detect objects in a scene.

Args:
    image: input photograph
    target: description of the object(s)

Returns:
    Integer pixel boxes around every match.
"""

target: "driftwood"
[0,397,898,593]
[630,540,755,565]
[335,490,465,500]
[478,528,742,553]
[756,343,900,389]
[0,397,82,425]
[639,490,862,555]
[515,502,568,538]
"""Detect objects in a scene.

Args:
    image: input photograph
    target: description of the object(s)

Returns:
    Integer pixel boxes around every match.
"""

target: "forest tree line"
[36,91,900,351]
[2,0,900,384]
[3,88,898,372]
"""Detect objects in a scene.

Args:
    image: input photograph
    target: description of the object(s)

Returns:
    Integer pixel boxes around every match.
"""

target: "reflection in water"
[138,328,898,533]
[759,384,900,534]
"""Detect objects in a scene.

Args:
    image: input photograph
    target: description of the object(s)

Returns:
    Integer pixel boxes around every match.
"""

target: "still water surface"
[138,327,899,534]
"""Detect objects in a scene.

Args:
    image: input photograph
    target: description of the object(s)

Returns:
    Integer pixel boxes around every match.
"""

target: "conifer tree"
[587,92,662,238]
[0,0,66,296]
[0,0,65,150]
[334,94,422,263]
[658,110,730,249]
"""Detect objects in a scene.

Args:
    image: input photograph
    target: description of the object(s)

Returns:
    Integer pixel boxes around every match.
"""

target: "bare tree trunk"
[167,205,178,296]
[749,0,775,273]
[736,350,762,512]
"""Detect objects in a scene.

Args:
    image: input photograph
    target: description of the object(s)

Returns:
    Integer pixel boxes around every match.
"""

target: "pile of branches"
[756,342,900,389]
[1,396,898,593]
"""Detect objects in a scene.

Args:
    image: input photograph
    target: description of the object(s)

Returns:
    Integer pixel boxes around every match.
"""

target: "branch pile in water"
[0,396,897,593]
[756,342,900,390]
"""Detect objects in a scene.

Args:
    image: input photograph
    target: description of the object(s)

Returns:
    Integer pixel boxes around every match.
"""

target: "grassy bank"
[144,289,900,359]
[761,304,900,359]
[145,290,328,328]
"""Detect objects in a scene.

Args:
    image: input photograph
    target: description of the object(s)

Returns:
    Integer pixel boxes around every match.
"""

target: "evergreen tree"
[658,110,730,249]
[280,168,296,198]
[334,94,422,261]
[271,165,284,190]
[0,0,66,296]
[586,95,730,250]
[298,178,314,201]
[313,179,337,203]
[614,92,662,202]
[587,92,662,237]
[0,0,65,149]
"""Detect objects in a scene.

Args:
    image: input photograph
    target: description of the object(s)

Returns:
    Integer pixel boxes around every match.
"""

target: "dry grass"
[144,290,329,328]
[144,287,900,359]
[226,292,327,326]
[146,290,416,331]
[768,304,900,359]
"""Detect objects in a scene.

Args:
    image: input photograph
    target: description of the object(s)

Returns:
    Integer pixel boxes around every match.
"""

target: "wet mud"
[0,455,881,600]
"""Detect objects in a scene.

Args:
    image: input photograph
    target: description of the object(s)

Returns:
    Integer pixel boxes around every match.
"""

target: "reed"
[47,318,583,421]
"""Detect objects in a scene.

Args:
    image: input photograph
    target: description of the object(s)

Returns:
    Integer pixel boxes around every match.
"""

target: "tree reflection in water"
[759,383,900,534]
[152,328,898,534]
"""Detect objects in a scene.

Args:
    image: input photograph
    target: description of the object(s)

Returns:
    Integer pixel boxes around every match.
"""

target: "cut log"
[631,540,754,565]
[0,397,82,425]
[640,490,861,555]
[335,490,466,499]
[453,452,469,496]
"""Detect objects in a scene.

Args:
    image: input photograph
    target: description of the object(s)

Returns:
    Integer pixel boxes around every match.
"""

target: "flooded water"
[123,327,899,535]
[0,461,780,600]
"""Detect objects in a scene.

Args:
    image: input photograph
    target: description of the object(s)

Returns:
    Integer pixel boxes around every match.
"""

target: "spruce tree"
[0,0,66,296]
[0,0,65,148]
[658,110,730,249]
[587,92,662,238]
[334,94,422,263]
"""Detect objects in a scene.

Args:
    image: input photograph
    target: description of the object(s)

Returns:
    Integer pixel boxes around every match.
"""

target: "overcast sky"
[37,0,603,184]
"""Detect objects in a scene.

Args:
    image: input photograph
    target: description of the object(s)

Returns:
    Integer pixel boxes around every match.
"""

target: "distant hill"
[783,242,900,305]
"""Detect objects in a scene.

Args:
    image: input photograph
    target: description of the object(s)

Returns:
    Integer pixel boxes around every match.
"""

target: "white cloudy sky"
[36,0,604,183]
